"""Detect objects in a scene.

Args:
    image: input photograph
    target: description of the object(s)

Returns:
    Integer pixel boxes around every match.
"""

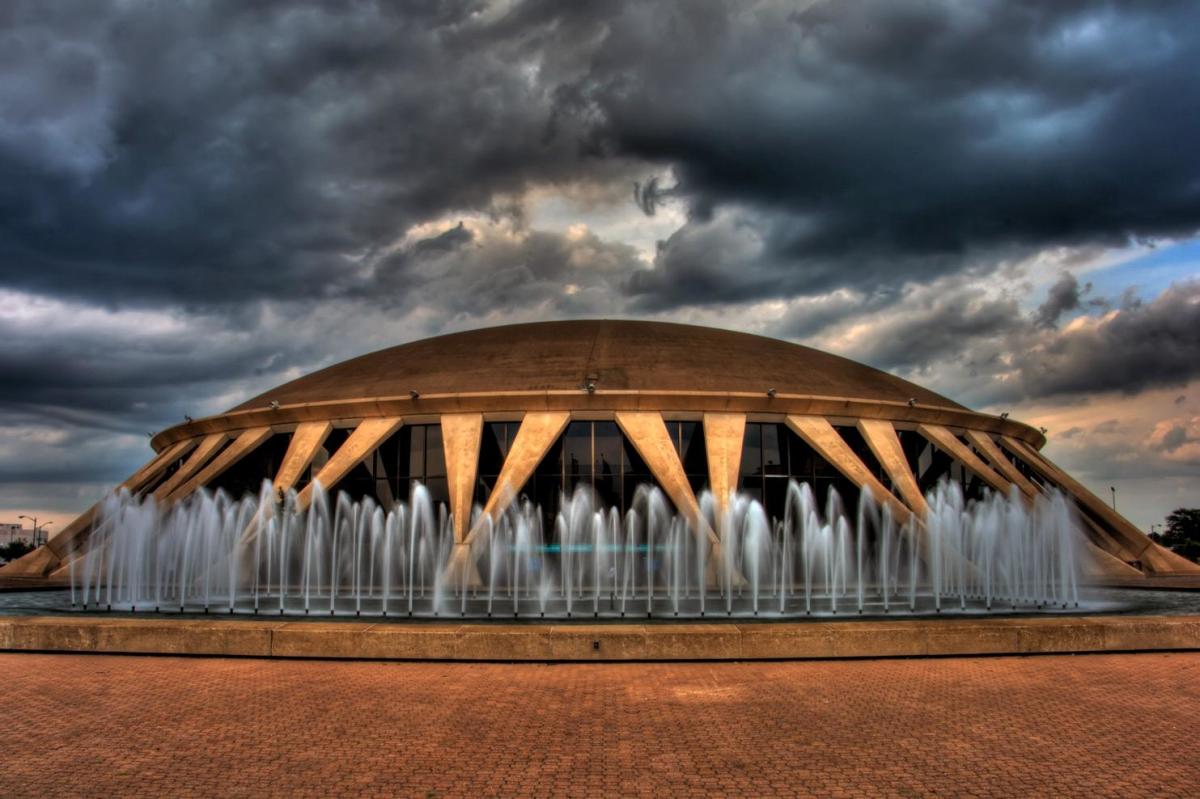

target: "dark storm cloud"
[834,279,1200,406]
[1014,280,1200,400]
[4,0,1200,501]
[0,0,635,308]
[542,0,1200,306]
[1034,273,1085,328]
[5,1,1200,314]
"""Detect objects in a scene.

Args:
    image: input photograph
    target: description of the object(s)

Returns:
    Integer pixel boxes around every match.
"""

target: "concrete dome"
[232,320,963,412]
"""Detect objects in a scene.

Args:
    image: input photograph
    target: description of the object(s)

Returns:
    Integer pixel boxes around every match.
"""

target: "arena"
[3,320,1195,617]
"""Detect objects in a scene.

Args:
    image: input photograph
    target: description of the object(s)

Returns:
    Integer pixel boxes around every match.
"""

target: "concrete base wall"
[2,614,1197,662]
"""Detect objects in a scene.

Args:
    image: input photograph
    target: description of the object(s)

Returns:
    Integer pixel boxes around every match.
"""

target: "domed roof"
[233,320,963,411]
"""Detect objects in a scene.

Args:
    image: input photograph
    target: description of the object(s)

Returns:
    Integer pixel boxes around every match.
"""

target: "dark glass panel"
[594,421,620,506]
[738,475,763,505]
[206,433,292,500]
[764,476,789,522]
[424,425,445,477]
[407,426,425,478]
[562,422,592,486]
[679,421,707,476]
[375,431,400,482]
[622,436,650,477]
[424,477,450,507]
[474,475,497,507]
[761,424,784,476]
[740,423,763,478]
[478,423,507,476]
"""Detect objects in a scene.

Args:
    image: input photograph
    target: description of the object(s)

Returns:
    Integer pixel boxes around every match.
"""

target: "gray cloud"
[1015,280,1200,399]
[3,0,1200,514]
[824,278,1200,407]
[4,1,1200,315]
[1035,273,1084,328]
[550,0,1200,306]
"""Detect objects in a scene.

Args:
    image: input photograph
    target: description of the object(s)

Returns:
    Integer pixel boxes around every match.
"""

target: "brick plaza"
[3,651,1197,797]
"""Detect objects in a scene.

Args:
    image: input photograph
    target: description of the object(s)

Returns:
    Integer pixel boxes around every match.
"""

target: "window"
[475,421,521,505]
[739,422,860,522]
[518,420,709,526]
[396,424,449,508]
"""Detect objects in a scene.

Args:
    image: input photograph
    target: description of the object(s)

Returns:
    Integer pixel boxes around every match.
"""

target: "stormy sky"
[2,0,1199,531]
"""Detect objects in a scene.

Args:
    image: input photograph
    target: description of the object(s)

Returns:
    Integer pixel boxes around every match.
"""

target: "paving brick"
[0,652,1196,797]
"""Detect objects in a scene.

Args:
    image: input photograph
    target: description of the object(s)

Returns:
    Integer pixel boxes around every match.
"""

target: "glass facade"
[205,433,293,499]
[897,428,988,501]
[738,422,860,522]
[475,421,522,505]
[145,417,1028,530]
[514,420,709,524]
[333,424,449,509]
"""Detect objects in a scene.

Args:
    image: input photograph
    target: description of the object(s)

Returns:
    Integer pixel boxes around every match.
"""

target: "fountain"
[70,477,1081,618]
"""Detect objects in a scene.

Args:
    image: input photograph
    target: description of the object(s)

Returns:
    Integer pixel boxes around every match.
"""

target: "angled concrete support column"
[787,416,913,525]
[273,422,333,495]
[856,419,928,516]
[618,411,737,587]
[152,433,230,501]
[127,438,199,495]
[1000,435,1200,575]
[296,418,404,512]
[472,411,571,534]
[703,412,746,518]
[1083,540,1146,580]
[166,427,273,503]
[450,411,569,588]
[616,412,703,526]
[237,422,335,550]
[915,424,1013,497]
[441,413,484,544]
[962,429,1039,499]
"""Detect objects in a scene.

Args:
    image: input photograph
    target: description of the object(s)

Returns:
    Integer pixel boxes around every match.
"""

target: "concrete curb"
[2,614,1199,661]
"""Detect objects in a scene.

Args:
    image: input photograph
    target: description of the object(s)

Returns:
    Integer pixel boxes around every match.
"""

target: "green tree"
[1160,508,1200,563]
[0,539,34,564]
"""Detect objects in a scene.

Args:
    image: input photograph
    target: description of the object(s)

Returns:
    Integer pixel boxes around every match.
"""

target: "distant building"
[0,522,28,544]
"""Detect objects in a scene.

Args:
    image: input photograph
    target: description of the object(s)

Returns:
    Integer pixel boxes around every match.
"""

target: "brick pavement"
[1,651,1197,798]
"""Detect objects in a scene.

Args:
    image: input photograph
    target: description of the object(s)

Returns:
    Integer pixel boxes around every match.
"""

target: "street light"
[17,515,52,547]
[1109,486,1117,512]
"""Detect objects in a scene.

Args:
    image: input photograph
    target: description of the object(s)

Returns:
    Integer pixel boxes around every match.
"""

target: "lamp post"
[1109,486,1117,512]
[17,515,52,547]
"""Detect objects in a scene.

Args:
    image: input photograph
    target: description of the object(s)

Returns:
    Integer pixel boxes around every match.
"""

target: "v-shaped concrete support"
[856,419,928,516]
[237,421,335,550]
[962,430,1039,499]
[471,411,571,536]
[617,411,741,586]
[165,427,273,503]
[787,415,913,525]
[448,411,570,588]
[442,414,484,544]
[296,418,404,512]
[273,422,334,495]
[703,412,746,519]
[915,424,1012,497]
[152,433,230,501]
[1000,435,1200,575]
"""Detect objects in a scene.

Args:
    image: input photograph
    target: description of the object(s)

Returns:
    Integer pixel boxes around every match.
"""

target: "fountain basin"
[2,610,1198,661]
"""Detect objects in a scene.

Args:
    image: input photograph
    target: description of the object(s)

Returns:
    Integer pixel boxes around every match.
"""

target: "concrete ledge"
[2,614,1198,661]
